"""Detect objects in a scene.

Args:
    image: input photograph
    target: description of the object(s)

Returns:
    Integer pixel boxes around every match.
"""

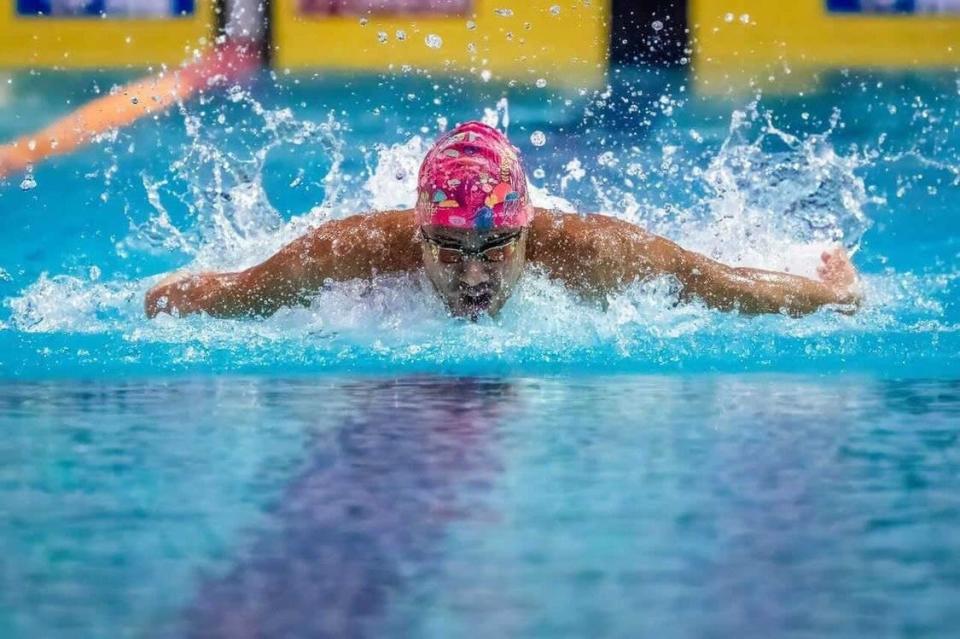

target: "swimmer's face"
[419,225,527,320]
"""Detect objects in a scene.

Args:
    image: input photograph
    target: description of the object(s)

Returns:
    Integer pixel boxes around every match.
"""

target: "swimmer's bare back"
[144,208,861,318]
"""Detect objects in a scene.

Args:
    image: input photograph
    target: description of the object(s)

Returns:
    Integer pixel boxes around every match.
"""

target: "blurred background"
[3,0,960,87]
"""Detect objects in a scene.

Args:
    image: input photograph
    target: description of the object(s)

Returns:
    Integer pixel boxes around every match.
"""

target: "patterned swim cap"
[415,121,533,229]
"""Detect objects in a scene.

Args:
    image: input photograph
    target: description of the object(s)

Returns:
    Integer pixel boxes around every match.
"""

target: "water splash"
[120,87,348,271]
[362,135,429,211]
[2,88,956,377]
[695,105,874,260]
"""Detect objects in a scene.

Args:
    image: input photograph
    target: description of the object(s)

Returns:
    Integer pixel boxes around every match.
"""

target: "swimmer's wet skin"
[144,121,861,320]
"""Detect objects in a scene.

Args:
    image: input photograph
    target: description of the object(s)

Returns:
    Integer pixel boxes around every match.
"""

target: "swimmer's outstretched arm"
[145,207,860,319]
[527,210,861,315]
[145,210,421,318]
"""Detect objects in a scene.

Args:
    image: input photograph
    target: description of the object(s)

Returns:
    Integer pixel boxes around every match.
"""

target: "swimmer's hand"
[816,247,862,309]
[145,272,234,318]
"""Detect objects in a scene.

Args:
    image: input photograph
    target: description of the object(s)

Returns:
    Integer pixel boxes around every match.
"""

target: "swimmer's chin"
[451,307,493,322]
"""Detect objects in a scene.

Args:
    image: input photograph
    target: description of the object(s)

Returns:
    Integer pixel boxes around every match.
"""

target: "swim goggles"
[419,228,524,265]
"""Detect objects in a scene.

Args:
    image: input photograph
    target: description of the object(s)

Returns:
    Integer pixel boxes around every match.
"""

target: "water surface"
[1,375,959,638]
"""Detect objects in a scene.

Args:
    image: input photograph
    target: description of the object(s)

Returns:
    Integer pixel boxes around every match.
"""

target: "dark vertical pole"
[610,0,688,67]
[260,0,273,65]
[217,0,272,64]
[214,0,228,38]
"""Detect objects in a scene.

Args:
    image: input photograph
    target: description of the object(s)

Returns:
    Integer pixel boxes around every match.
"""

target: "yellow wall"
[273,0,611,87]
[691,0,960,92]
[0,1,215,68]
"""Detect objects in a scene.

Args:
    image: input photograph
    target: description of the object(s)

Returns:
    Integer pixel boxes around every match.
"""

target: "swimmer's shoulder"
[330,209,417,242]
[528,208,634,258]
[358,209,419,266]
[355,208,416,230]
[290,209,419,272]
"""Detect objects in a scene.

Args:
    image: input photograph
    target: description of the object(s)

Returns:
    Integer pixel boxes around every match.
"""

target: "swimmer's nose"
[459,260,490,287]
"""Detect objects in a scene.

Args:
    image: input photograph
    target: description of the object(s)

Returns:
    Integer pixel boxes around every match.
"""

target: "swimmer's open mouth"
[460,290,493,313]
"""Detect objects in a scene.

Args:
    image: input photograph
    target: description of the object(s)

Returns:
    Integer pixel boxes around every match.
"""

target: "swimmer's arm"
[145,209,421,318]
[527,210,861,315]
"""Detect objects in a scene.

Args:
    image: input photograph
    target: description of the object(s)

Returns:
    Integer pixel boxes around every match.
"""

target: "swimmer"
[145,121,861,320]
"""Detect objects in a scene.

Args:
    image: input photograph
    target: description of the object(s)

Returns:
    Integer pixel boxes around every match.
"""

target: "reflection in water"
[183,378,516,638]
[1,376,959,639]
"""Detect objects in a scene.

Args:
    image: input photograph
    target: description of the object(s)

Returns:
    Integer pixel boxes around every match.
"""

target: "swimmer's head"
[415,121,532,320]
[415,121,533,230]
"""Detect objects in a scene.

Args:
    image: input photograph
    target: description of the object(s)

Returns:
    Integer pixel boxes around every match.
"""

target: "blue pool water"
[2,376,960,638]
[0,68,957,377]
[0,67,958,637]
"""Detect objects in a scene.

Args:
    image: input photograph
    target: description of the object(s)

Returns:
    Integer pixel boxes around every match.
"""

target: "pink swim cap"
[415,121,533,230]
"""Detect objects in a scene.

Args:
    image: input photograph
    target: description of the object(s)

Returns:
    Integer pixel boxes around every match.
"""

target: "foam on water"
[2,83,957,377]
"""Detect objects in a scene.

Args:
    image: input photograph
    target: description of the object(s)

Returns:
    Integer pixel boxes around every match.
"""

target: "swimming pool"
[0,67,958,636]
[2,375,958,638]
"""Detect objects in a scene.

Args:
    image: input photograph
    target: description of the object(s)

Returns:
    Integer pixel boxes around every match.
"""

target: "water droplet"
[467,42,477,54]
[26,139,37,151]
[124,35,132,44]
[724,12,734,22]
[739,13,750,24]
[19,175,36,191]
[377,31,388,43]
[131,96,139,104]
[597,151,617,166]
[535,78,547,88]
[227,85,244,102]
[425,33,442,48]
[495,8,513,17]
[550,5,561,16]
[480,69,492,82]
[652,20,663,31]
[395,168,407,180]
[88,265,101,281]
[466,19,477,30]
[533,168,546,179]
[359,17,368,26]
[395,29,406,41]
[530,131,546,147]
